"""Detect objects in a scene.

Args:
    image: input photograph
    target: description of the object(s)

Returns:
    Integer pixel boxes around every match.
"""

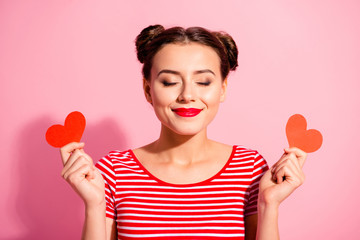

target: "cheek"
[151,87,176,107]
[200,87,223,106]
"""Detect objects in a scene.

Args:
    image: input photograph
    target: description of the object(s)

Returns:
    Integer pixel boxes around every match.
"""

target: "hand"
[60,142,105,208]
[258,147,307,207]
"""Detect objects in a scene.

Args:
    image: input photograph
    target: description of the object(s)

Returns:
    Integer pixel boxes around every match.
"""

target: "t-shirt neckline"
[128,145,237,187]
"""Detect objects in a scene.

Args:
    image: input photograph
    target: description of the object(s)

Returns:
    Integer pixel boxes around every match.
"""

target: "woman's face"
[144,42,227,136]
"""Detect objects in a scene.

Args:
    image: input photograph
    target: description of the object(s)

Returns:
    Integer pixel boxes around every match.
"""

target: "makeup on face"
[172,108,203,117]
[147,43,226,135]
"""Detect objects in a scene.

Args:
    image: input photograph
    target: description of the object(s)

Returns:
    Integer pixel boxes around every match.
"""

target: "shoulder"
[106,149,133,160]
[96,149,137,170]
[232,145,268,167]
[232,145,262,157]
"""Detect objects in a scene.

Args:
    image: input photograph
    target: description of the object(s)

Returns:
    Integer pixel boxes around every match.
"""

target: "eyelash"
[161,81,177,87]
[197,81,211,86]
[161,80,212,87]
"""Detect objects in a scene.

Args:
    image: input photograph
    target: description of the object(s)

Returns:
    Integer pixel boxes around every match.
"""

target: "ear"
[220,78,228,102]
[143,78,153,104]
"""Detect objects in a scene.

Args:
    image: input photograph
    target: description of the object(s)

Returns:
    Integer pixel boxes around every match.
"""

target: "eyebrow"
[157,69,216,77]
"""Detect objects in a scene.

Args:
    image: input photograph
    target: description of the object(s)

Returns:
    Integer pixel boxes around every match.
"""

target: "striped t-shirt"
[95,145,268,240]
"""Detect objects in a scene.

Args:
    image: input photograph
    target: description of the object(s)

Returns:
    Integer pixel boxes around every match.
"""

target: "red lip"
[172,108,202,117]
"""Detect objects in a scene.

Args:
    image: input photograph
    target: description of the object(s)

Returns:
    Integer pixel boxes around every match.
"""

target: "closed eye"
[161,80,177,87]
[197,81,211,86]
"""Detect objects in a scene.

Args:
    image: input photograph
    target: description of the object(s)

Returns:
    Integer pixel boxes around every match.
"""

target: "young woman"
[60,25,306,240]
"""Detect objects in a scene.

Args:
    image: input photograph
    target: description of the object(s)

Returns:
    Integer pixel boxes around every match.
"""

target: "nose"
[177,82,195,103]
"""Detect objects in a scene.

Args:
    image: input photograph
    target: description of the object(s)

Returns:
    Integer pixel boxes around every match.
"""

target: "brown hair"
[135,25,238,80]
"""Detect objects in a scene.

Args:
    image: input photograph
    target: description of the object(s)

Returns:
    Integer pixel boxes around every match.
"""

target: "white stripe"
[116,196,246,202]
[119,207,244,213]
[226,165,253,170]
[115,173,148,177]
[212,178,252,182]
[105,193,114,204]
[254,163,268,173]
[229,160,253,165]
[113,163,141,169]
[111,155,133,160]
[234,153,252,156]
[118,201,244,208]
[118,219,244,224]
[112,157,130,161]
[106,210,114,216]
[99,156,113,166]
[251,170,266,181]
[254,158,265,166]
[221,172,252,176]
[114,168,144,173]
[117,226,244,231]
[116,213,245,219]
[97,160,115,175]
[115,184,251,190]
[118,232,244,238]
[98,172,116,190]
[117,190,246,196]
[232,156,254,161]
[116,179,157,183]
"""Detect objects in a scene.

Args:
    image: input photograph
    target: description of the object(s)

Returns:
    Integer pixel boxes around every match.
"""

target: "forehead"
[151,43,221,75]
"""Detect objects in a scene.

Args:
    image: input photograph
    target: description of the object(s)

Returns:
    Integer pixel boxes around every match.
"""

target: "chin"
[174,130,203,136]
[163,123,208,136]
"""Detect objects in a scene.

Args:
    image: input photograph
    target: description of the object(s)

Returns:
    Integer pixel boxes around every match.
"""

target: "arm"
[60,142,115,240]
[106,218,118,240]
[256,199,279,240]
[255,147,306,240]
[244,208,279,240]
[82,204,117,240]
[82,202,106,240]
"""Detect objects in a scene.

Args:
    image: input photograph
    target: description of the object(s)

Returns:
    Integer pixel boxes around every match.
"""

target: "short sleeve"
[95,155,117,220]
[244,152,269,216]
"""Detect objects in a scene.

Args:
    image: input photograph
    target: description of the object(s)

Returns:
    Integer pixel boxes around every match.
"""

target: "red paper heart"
[286,114,323,153]
[46,111,86,148]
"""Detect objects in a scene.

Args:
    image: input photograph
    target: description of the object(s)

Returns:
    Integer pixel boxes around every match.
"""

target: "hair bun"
[135,25,165,63]
[214,32,238,71]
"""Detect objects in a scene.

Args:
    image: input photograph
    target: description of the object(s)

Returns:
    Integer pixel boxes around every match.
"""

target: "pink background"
[1,0,359,239]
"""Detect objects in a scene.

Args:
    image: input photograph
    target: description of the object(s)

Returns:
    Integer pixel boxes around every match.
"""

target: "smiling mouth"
[172,108,202,117]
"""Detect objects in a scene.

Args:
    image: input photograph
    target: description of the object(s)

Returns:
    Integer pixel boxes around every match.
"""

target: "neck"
[151,125,212,165]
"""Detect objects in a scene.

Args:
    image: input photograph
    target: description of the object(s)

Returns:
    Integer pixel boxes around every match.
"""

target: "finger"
[62,149,94,180]
[78,151,94,165]
[273,165,292,184]
[272,159,301,182]
[282,152,301,170]
[271,153,298,180]
[63,156,93,181]
[72,147,94,165]
[273,159,304,186]
[271,152,297,173]
[276,168,285,184]
[62,154,85,179]
[284,147,307,168]
[61,149,88,176]
[65,164,94,187]
[275,157,301,174]
[60,142,85,165]
[272,164,292,184]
